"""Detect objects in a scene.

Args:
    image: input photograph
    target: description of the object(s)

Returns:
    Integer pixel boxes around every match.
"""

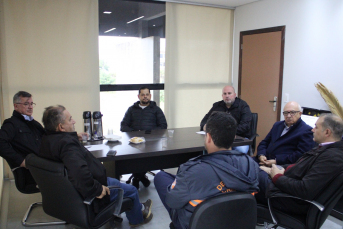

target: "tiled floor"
[1,168,342,229]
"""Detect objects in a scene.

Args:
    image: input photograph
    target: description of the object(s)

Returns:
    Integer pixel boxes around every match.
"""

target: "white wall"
[233,0,343,117]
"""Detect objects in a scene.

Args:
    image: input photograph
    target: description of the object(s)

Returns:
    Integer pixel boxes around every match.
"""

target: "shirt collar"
[283,121,292,129]
[22,114,34,121]
[319,142,334,147]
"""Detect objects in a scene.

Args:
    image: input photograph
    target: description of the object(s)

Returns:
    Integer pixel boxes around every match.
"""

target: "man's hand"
[258,155,267,162]
[96,185,110,199]
[260,159,276,167]
[259,166,271,174]
[269,164,285,179]
[258,155,267,166]
[20,159,26,168]
[77,132,89,141]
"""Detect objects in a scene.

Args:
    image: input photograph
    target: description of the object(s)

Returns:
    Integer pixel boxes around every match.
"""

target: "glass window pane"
[100,90,163,134]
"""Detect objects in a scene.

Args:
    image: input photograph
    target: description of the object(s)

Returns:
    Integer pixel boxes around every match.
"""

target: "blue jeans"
[107,177,143,225]
[232,144,249,154]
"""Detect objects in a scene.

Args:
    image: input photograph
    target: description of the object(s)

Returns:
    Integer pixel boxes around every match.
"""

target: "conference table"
[86,127,252,179]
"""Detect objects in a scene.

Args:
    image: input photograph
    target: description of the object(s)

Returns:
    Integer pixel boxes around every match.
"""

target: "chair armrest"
[249,133,259,141]
[11,167,20,172]
[83,186,124,217]
[270,192,324,211]
[267,192,324,225]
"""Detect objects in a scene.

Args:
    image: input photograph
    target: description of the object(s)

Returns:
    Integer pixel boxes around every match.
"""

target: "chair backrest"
[11,166,39,194]
[249,113,258,155]
[306,171,343,229]
[26,153,96,228]
[189,192,257,229]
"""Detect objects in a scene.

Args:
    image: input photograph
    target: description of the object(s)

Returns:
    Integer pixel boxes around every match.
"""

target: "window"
[98,0,165,133]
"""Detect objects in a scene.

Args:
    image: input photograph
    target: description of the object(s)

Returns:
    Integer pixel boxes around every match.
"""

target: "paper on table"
[196,131,206,135]
[301,115,319,128]
[85,144,109,151]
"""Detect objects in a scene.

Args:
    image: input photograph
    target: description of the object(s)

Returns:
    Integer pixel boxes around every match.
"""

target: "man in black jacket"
[38,105,153,227]
[121,87,167,189]
[0,91,45,169]
[256,113,343,214]
[200,86,252,154]
[121,87,167,132]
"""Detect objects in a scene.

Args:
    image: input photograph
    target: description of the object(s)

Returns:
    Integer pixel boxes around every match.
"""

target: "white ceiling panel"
[158,0,260,9]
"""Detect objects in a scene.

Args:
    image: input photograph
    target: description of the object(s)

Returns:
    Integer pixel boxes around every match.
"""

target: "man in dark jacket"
[0,91,45,169]
[121,87,167,132]
[155,112,259,229]
[38,105,153,227]
[200,86,252,154]
[256,101,314,166]
[256,113,343,215]
[121,87,168,189]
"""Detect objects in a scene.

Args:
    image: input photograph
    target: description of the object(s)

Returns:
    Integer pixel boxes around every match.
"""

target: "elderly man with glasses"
[0,91,45,169]
[256,101,315,166]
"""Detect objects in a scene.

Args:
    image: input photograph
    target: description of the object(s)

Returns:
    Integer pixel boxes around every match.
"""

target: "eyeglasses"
[283,111,300,116]
[16,102,36,108]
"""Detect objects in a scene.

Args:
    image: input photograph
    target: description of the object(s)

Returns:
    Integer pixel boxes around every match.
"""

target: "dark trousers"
[132,172,146,180]
[154,171,183,229]
[255,169,309,215]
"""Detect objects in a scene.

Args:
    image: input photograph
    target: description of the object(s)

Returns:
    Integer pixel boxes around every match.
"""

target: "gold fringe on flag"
[315,82,343,120]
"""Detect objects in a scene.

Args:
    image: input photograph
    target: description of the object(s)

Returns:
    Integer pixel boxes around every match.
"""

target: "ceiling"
[99,0,166,37]
[155,0,260,9]
[98,0,260,37]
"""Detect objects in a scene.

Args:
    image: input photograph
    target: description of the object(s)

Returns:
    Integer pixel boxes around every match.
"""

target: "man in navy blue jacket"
[154,112,259,229]
[256,101,314,166]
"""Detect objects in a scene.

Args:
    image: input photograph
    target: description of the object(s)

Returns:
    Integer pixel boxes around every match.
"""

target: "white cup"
[168,130,174,137]
[108,129,113,135]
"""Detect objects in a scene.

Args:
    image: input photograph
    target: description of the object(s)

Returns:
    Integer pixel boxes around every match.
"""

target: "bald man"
[256,101,315,166]
[200,86,252,154]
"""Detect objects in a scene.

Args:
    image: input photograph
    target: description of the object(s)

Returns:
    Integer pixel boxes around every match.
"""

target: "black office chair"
[26,153,134,229]
[331,196,343,220]
[257,171,343,229]
[9,164,65,226]
[248,113,259,156]
[189,192,257,229]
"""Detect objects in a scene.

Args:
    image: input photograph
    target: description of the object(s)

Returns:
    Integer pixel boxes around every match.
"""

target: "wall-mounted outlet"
[285,93,289,103]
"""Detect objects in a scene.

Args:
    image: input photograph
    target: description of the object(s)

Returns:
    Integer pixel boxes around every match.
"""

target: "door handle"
[269,96,277,111]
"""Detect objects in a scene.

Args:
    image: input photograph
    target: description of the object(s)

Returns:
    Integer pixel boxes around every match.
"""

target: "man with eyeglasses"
[256,114,343,215]
[0,91,45,169]
[256,101,314,166]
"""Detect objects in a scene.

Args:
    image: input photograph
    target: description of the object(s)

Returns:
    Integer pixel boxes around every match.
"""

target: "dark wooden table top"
[86,127,252,162]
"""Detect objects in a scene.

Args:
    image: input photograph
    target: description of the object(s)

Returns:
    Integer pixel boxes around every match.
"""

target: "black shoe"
[142,199,152,219]
[132,177,140,190]
[169,222,176,229]
[140,175,151,187]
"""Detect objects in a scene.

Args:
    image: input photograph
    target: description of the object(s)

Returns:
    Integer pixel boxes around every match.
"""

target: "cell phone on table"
[107,150,117,157]
[145,130,151,134]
